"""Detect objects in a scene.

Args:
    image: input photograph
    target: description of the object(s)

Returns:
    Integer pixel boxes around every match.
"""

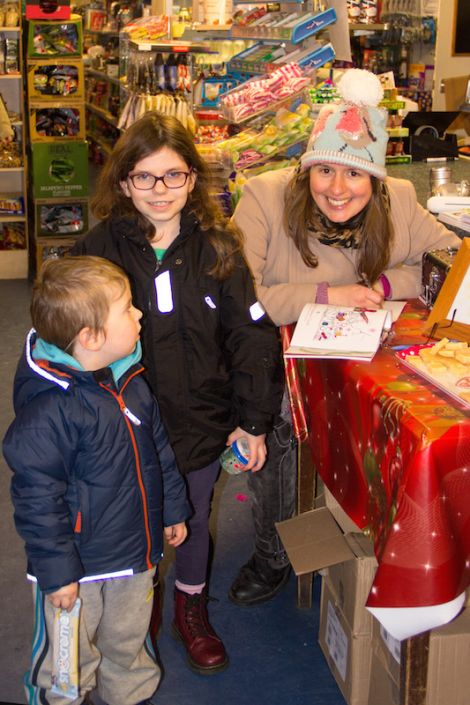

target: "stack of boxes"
[277,488,470,705]
[25,3,88,271]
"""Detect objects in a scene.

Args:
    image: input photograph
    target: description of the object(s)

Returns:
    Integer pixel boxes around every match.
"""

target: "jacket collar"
[30,330,143,389]
[111,206,200,251]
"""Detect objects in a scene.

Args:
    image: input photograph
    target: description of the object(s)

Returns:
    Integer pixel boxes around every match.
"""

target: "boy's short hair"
[31,256,129,351]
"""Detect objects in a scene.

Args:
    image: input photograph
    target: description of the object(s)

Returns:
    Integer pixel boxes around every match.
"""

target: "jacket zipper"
[99,376,152,569]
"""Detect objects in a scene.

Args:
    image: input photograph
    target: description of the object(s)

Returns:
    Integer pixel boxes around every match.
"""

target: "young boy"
[3,256,190,705]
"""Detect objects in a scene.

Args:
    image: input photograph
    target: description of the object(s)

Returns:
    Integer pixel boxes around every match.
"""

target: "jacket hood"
[13,329,142,413]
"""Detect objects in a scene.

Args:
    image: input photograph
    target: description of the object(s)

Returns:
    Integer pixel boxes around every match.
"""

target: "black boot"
[228,553,291,606]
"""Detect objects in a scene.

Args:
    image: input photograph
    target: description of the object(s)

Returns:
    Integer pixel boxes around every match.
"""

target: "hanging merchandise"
[221,63,313,123]
[118,92,196,132]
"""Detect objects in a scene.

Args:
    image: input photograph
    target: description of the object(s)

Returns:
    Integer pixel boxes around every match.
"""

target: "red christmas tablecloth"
[282,301,470,609]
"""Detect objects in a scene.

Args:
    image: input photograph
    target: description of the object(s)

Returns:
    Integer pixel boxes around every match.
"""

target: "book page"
[288,304,390,356]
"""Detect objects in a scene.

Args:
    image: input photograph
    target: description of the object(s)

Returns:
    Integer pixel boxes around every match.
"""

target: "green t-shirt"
[154,247,166,263]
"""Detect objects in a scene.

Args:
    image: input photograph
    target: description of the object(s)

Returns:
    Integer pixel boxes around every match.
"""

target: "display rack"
[26,14,89,271]
[84,25,123,160]
[0,8,29,278]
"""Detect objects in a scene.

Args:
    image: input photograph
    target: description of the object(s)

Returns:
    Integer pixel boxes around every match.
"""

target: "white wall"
[433,0,470,109]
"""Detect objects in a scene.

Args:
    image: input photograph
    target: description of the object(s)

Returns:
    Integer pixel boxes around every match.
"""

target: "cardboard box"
[31,141,88,199]
[27,59,84,101]
[442,74,470,111]
[368,608,470,705]
[29,102,86,141]
[324,485,362,534]
[34,198,88,237]
[35,236,77,273]
[277,507,377,705]
[319,579,373,705]
[27,15,83,58]
[327,533,377,636]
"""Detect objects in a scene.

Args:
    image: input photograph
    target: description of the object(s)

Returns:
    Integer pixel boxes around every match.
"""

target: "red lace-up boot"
[172,587,228,674]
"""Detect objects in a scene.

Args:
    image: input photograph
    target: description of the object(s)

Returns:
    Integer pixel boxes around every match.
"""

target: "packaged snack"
[51,598,81,699]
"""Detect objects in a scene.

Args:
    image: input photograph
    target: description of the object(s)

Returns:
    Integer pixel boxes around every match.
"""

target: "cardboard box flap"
[276,507,355,576]
[344,532,377,563]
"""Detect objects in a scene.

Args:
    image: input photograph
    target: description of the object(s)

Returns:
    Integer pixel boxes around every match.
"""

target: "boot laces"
[184,592,211,636]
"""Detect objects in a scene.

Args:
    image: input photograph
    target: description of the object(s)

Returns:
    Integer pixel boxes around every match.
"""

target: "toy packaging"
[35,198,88,237]
[27,15,83,58]
[29,102,85,140]
[27,60,84,99]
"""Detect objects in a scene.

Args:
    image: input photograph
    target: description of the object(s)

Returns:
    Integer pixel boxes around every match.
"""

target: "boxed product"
[35,236,77,272]
[368,609,470,705]
[27,59,84,100]
[26,0,71,21]
[27,16,83,58]
[31,141,88,199]
[29,102,86,141]
[35,198,88,237]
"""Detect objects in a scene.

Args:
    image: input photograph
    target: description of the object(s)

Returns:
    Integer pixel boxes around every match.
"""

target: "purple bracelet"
[379,274,392,300]
[315,281,329,304]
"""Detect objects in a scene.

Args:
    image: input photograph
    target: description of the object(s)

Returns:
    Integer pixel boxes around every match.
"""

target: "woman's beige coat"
[233,167,461,325]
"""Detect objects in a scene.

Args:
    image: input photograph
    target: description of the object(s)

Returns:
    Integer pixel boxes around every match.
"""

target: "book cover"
[285,303,392,361]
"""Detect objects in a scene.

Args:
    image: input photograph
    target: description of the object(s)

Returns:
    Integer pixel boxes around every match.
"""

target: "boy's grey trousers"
[26,568,159,705]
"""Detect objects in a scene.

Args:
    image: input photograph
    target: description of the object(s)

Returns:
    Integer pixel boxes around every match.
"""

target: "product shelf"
[231,7,336,45]
[86,102,119,127]
[85,67,128,89]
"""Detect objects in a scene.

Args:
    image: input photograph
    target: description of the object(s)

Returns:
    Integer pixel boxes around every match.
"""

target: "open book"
[285,303,392,361]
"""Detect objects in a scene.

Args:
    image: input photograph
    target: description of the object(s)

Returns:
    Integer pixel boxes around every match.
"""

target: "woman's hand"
[47,583,79,612]
[327,284,384,309]
[226,427,267,472]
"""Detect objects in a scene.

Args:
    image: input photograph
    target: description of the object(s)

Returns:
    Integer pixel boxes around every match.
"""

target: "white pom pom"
[337,69,384,107]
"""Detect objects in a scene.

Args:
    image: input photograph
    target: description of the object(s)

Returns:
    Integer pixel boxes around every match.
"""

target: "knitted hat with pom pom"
[300,69,388,179]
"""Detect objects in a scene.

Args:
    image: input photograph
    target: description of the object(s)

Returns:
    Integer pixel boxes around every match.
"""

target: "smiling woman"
[228,69,462,610]
[233,68,462,324]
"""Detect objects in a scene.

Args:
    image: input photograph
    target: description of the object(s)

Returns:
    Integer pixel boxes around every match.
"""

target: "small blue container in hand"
[220,438,250,475]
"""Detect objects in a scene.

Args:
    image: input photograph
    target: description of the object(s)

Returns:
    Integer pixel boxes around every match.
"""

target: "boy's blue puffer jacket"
[3,330,190,594]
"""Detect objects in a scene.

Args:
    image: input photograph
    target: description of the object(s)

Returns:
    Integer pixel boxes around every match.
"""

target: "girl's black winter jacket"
[72,211,284,474]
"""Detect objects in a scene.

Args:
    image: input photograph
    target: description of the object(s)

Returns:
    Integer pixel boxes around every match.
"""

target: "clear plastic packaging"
[220,438,250,475]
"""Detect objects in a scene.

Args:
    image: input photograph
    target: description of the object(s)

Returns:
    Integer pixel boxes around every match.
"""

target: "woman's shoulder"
[243,166,295,196]
[385,176,416,200]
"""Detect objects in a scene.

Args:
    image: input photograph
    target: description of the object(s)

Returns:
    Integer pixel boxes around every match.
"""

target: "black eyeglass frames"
[128,169,192,190]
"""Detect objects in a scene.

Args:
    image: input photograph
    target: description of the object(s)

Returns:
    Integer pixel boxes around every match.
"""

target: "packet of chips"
[51,597,81,699]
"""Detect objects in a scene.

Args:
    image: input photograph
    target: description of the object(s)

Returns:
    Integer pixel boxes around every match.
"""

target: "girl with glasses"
[72,112,284,677]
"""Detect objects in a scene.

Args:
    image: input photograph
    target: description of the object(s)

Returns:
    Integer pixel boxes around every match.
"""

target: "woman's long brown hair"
[91,112,243,279]
[283,168,394,283]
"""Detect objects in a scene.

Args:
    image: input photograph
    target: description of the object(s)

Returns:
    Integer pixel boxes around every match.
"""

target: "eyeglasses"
[127,170,192,190]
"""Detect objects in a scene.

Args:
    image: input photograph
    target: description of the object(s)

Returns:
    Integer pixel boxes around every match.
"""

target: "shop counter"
[282,300,470,641]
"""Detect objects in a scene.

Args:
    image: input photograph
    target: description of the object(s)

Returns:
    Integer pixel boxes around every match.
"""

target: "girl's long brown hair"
[283,168,393,283]
[91,112,243,279]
